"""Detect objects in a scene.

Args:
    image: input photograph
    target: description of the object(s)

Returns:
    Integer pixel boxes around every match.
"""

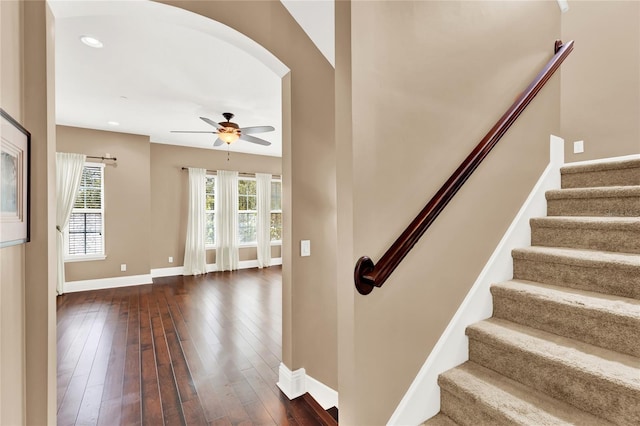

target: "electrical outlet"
[120,264,127,272]
[168,256,173,263]
[573,140,584,154]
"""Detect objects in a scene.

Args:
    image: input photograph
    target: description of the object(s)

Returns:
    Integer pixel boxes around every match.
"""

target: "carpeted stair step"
[546,186,640,217]
[561,158,640,189]
[530,216,640,253]
[560,158,640,188]
[466,318,640,425]
[512,246,640,299]
[491,280,640,357]
[421,413,458,426]
[437,361,614,426]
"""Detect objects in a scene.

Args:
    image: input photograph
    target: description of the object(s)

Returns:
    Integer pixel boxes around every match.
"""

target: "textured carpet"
[424,158,640,425]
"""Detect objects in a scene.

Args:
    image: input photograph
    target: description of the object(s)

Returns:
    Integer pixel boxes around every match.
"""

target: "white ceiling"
[49,0,290,157]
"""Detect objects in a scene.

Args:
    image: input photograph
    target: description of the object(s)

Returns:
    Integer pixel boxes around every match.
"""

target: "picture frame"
[1,109,30,248]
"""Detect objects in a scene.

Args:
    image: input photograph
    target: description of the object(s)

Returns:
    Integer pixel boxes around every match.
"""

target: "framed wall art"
[1,109,30,248]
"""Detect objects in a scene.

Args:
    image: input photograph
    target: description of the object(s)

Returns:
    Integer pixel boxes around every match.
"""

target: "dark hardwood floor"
[57,266,325,426]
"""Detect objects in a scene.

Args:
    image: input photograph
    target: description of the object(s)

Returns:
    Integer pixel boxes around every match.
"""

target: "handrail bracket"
[354,257,375,295]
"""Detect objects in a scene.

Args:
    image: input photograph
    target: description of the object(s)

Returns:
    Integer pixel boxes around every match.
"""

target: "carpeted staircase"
[424,158,640,426]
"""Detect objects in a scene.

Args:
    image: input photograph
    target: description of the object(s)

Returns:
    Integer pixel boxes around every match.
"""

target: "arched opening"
[49,0,301,423]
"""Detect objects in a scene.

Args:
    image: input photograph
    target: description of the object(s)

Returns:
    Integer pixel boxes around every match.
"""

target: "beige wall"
[341,1,561,423]
[562,0,640,162]
[57,126,152,281]
[0,0,26,423]
[149,142,281,269]
[160,0,339,389]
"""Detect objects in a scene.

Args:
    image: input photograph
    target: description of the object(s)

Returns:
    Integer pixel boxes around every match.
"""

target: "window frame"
[64,162,106,262]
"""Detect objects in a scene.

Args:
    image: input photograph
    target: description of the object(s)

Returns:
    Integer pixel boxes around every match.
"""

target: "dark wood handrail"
[354,40,574,295]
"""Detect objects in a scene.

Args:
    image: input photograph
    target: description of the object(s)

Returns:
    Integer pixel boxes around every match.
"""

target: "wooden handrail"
[354,40,574,295]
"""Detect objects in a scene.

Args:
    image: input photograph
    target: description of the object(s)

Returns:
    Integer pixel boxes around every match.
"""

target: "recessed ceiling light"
[80,35,103,48]
[107,121,120,126]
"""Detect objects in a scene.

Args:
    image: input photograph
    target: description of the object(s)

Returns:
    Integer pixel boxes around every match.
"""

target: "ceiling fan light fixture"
[173,113,273,147]
[219,128,240,144]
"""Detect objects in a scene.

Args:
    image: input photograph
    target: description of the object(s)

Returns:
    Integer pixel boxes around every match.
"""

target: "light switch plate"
[574,140,584,154]
[301,240,311,257]
[120,264,127,272]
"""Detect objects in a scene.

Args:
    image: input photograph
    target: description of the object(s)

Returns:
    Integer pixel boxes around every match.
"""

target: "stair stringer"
[387,135,565,426]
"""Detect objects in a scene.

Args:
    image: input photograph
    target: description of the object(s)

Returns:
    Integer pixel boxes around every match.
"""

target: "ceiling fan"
[171,112,274,146]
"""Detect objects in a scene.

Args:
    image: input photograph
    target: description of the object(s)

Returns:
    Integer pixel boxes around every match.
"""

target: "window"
[270,180,282,242]
[207,175,281,247]
[238,178,257,244]
[205,176,215,246]
[66,163,105,259]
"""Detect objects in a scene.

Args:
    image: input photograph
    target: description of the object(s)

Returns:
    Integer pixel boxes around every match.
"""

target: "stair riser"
[492,291,640,357]
[531,226,640,253]
[547,196,640,217]
[561,168,640,189]
[468,338,640,425]
[512,258,640,299]
[440,389,509,426]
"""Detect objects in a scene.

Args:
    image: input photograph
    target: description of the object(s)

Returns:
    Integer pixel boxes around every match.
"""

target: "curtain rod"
[87,155,117,161]
[181,167,281,179]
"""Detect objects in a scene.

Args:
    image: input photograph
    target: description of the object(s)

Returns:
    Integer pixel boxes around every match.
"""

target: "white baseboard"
[387,135,565,425]
[277,363,307,400]
[64,273,153,293]
[277,362,339,410]
[151,266,185,278]
[236,257,283,270]
[67,258,285,291]
[150,258,283,278]
[306,373,339,410]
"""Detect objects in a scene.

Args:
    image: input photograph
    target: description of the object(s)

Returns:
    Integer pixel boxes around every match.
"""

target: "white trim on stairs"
[387,135,566,425]
[277,362,339,410]
[563,153,640,167]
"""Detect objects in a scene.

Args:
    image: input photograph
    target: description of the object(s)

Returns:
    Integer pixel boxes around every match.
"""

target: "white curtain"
[256,173,272,268]
[183,168,207,276]
[56,152,86,295]
[216,170,239,271]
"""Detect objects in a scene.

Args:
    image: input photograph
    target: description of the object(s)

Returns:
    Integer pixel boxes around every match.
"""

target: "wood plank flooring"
[57,267,325,426]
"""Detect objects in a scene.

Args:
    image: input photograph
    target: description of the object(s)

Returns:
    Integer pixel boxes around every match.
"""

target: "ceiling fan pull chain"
[227,145,230,162]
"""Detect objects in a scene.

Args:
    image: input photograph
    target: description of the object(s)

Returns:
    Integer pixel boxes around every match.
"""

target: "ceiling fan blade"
[239,134,271,146]
[171,130,217,133]
[200,116,223,129]
[213,138,225,147]
[238,125,275,134]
